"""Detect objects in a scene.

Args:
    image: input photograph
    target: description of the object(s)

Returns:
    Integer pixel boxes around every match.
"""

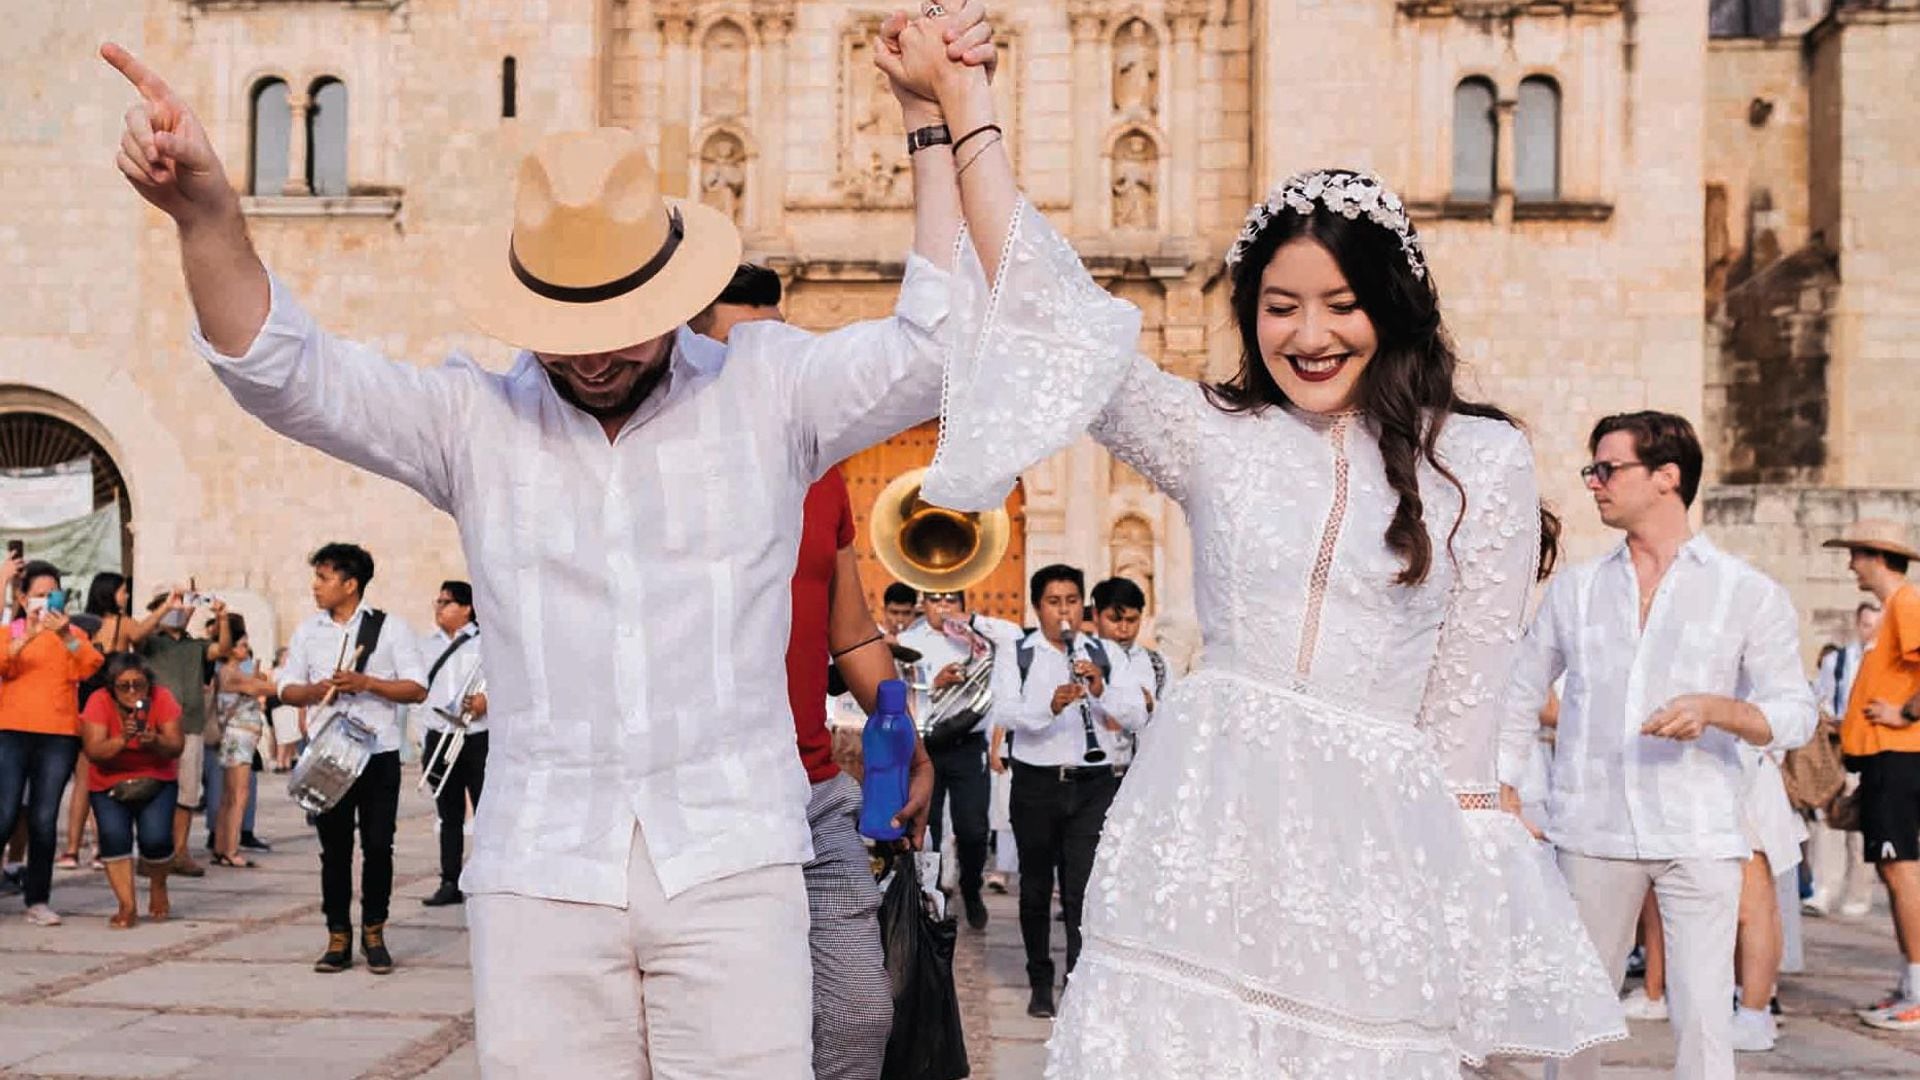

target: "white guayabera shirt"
[1501,535,1818,861]
[194,257,955,906]
[278,603,427,755]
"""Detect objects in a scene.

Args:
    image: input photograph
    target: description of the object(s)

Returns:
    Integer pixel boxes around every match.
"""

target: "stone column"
[656,1,696,197]
[1068,2,1107,237]
[1493,96,1516,224]
[1166,0,1206,241]
[281,93,311,197]
[752,0,795,245]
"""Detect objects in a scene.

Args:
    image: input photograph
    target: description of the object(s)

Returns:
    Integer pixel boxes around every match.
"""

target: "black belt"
[1013,760,1127,783]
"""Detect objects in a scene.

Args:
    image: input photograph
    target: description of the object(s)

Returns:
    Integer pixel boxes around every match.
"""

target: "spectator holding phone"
[59,572,159,870]
[79,652,184,927]
[0,561,105,925]
[139,587,230,877]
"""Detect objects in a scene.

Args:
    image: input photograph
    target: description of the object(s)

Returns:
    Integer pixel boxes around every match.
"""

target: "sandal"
[210,853,257,869]
[54,853,80,871]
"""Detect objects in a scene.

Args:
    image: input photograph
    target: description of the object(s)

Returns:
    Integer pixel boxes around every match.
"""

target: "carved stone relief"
[699,131,747,223]
[837,24,911,207]
[1112,19,1159,117]
[1111,130,1158,230]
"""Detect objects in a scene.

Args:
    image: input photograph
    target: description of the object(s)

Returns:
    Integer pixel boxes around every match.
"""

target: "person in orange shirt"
[1829,519,1920,1030]
[0,561,106,926]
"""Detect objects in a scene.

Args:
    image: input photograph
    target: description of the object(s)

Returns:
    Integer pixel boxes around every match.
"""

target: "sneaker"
[1624,944,1647,979]
[1864,999,1920,1032]
[1856,988,1907,1021]
[1026,984,1055,1019]
[1731,1007,1776,1051]
[963,889,988,931]
[1801,894,1831,917]
[239,833,272,852]
[362,922,394,975]
[1839,899,1873,917]
[23,904,62,927]
[314,930,353,973]
[1620,986,1669,1022]
[984,872,1009,895]
[421,882,464,907]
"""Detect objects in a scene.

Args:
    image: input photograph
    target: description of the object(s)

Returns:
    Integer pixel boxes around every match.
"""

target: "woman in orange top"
[0,561,105,926]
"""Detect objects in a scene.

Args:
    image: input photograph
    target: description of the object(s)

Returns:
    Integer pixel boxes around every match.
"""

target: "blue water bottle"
[858,679,915,842]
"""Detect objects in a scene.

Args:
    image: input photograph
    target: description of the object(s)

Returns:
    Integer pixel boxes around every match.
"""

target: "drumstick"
[318,645,366,707]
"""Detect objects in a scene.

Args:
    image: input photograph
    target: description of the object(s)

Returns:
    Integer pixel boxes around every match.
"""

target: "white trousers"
[1548,852,1744,1080]
[468,827,813,1079]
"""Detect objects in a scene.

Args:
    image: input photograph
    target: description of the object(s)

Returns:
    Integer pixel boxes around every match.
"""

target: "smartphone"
[5,540,20,562]
[46,589,66,614]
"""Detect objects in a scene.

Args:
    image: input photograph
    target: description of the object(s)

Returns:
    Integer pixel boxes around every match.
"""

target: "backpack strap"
[1082,638,1113,683]
[1017,639,1036,688]
[426,629,476,688]
[351,609,387,674]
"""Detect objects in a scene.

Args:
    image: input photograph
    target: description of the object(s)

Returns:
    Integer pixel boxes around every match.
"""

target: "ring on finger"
[923,3,947,16]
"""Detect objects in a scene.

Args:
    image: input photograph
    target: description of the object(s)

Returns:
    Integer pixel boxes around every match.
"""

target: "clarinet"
[1060,620,1106,765]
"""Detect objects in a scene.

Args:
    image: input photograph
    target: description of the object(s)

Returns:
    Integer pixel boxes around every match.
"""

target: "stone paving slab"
[53,959,473,1019]
[194,923,470,968]
[0,1005,148,1069]
[0,952,116,998]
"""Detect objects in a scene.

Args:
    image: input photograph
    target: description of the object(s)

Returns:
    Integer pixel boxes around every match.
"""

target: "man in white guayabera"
[95,3,1011,1074]
[1504,411,1817,1080]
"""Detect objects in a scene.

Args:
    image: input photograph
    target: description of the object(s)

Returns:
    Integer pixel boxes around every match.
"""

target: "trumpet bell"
[870,467,1011,594]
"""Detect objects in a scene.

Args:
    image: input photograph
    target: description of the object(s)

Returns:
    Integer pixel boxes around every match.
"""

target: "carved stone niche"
[701,17,751,120]
[698,129,749,224]
[1109,513,1157,614]
[1112,18,1160,118]
[1109,129,1159,231]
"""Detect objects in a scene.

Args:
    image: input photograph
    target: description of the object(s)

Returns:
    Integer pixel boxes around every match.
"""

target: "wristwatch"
[1902,703,1918,725]
[906,124,952,154]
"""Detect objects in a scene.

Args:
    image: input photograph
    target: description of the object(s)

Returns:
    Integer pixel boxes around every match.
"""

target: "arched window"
[307,78,349,197]
[249,78,291,196]
[1515,76,1561,203]
[502,56,517,119]
[1451,77,1496,203]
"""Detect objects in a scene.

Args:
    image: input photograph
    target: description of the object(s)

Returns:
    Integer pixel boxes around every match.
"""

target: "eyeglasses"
[1579,460,1649,486]
[923,593,962,603]
[112,678,151,691]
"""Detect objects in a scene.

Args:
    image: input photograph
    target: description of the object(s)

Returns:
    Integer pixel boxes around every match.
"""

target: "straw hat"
[459,129,741,356]
[1822,518,1920,562]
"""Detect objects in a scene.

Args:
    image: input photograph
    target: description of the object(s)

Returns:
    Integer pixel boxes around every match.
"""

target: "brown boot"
[314,929,353,973]
[362,922,394,975]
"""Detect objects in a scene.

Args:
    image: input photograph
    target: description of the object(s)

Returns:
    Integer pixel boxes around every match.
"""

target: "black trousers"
[422,729,488,886]
[928,733,991,897]
[315,750,400,932]
[1009,761,1121,990]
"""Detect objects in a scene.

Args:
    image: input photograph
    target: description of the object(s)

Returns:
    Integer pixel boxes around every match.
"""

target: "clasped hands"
[874,1,997,118]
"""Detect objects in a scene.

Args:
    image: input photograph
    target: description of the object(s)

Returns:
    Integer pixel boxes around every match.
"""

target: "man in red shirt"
[695,266,933,1079]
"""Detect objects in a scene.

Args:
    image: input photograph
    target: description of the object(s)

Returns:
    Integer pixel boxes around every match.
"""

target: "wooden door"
[839,420,1027,624]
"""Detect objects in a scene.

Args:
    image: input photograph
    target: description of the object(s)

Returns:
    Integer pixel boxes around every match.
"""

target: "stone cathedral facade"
[2,0,1915,660]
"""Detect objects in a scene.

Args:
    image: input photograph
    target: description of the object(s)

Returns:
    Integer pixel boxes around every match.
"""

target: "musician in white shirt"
[1089,577,1168,718]
[418,581,486,908]
[897,589,1018,930]
[1503,413,1816,1080]
[989,564,1147,1019]
[275,544,428,976]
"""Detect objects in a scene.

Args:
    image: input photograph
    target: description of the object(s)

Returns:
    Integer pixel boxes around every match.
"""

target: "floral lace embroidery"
[1295,413,1352,678]
[1455,790,1499,811]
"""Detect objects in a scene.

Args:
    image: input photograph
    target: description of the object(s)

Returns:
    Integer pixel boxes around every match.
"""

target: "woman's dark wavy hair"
[1206,174,1560,584]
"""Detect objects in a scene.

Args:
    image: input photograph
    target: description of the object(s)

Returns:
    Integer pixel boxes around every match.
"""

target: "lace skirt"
[1046,670,1625,1079]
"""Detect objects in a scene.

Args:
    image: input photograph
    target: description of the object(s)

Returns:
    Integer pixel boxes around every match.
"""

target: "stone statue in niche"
[1111,132,1157,230]
[700,133,747,222]
[1113,19,1158,116]
[1109,514,1156,614]
[702,20,750,118]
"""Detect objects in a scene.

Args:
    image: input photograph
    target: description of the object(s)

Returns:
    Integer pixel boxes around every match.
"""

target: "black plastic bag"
[879,854,970,1080]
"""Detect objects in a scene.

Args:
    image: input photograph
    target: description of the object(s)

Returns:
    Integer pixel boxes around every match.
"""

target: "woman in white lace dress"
[880,14,1626,1076]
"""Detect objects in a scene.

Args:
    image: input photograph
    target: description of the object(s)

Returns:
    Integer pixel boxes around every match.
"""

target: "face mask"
[160,609,189,631]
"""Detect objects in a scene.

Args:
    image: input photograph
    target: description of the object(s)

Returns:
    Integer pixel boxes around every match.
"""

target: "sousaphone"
[870,467,1012,750]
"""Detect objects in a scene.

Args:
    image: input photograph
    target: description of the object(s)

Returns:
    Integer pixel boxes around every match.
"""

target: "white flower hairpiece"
[1225,169,1428,281]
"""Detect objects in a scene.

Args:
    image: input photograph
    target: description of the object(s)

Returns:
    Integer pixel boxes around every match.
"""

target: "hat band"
[508,208,684,305]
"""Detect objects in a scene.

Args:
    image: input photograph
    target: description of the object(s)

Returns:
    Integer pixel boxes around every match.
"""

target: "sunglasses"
[1578,460,1648,486]
[923,593,962,603]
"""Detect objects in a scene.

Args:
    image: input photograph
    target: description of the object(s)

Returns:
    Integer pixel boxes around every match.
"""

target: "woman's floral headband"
[1225,170,1429,282]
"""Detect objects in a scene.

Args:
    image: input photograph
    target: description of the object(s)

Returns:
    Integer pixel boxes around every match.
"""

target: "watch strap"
[907,124,952,154]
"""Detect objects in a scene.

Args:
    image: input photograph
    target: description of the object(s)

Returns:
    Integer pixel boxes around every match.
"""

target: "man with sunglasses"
[1503,411,1816,1079]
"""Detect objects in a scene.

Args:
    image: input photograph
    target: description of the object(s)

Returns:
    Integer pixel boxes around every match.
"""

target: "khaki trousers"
[468,826,813,1079]
[1547,852,1743,1080]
